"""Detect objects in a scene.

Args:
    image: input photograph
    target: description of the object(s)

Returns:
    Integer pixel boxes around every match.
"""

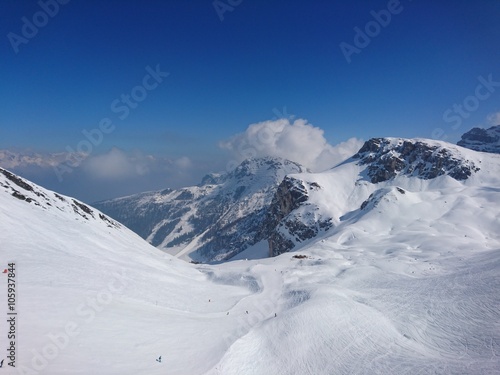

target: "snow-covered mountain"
[96,139,499,264]
[266,137,498,255]
[94,157,306,262]
[1,143,499,374]
[457,125,500,153]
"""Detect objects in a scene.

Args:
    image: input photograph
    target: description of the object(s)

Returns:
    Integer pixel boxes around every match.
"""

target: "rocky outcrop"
[95,157,307,262]
[457,125,500,154]
[265,177,308,256]
[266,138,484,257]
[266,177,332,257]
[96,138,486,261]
[266,177,309,224]
[353,138,480,183]
[360,186,406,211]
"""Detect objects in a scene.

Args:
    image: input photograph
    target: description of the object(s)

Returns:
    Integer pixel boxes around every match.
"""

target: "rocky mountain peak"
[198,157,306,188]
[353,138,480,183]
[227,156,306,180]
[95,156,307,262]
[457,125,500,154]
[199,172,224,186]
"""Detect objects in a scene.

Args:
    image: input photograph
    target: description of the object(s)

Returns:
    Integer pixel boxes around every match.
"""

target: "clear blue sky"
[1,0,500,202]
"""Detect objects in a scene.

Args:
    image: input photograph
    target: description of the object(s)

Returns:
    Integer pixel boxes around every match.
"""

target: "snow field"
[1,143,499,374]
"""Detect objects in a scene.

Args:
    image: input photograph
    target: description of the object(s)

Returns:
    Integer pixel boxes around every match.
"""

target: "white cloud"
[83,148,142,179]
[1,123,362,202]
[174,156,192,170]
[82,148,193,181]
[219,118,363,171]
[487,112,500,126]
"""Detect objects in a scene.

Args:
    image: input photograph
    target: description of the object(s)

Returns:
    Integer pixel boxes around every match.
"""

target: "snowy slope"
[95,157,306,262]
[0,168,266,374]
[214,138,500,373]
[267,138,497,255]
[1,137,499,375]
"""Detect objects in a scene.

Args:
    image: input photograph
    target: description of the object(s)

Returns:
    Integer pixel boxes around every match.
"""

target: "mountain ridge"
[266,137,499,255]
[0,167,121,228]
[96,136,497,261]
[94,156,307,262]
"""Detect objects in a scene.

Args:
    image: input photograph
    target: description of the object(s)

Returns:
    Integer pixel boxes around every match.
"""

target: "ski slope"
[1,142,499,375]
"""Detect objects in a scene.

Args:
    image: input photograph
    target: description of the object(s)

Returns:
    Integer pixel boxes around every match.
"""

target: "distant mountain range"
[1,125,497,171]
[95,129,499,262]
[3,126,497,263]
[0,149,81,169]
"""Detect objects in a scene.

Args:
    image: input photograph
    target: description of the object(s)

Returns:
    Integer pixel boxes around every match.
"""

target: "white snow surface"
[1,143,500,375]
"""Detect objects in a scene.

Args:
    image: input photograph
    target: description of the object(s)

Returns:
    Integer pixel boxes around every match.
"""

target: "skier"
[156,356,162,363]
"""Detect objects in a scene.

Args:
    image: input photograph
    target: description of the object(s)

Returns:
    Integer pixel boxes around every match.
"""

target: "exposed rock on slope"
[266,137,486,256]
[0,167,120,228]
[353,138,480,183]
[94,157,306,262]
[457,125,500,154]
[266,177,332,256]
[96,137,490,260]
